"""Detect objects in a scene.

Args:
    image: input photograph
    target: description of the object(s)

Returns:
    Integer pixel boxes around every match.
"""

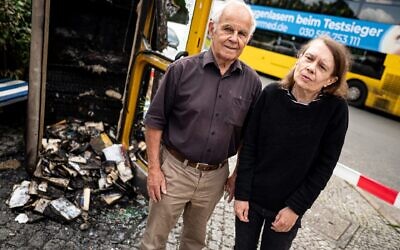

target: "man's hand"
[271,207,299,232]
[144,126,165,202]
[234,200,249,222]
[147,165,167,202]
[224,171,237,202]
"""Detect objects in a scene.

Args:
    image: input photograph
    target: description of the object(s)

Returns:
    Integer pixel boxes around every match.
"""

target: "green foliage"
[0,0,31,79]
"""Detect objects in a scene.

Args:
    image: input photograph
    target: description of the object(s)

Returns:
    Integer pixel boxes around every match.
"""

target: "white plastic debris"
[82,187,91,211]
[84,121,104,132]
[38,181,48,192]
[105,89,122,100]
[47,197,81,221]
[8,181,31,208]
[15,213,29,224]
[102,144,124,162]
[117,161,133,183]
[101,192,123,205]
[98,173,112,190]
[68,161,88,175]
[69,155,87,164]
[42,138,61,152]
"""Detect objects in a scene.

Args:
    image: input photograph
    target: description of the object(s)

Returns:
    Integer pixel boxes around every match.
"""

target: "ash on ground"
[2,118,149,248]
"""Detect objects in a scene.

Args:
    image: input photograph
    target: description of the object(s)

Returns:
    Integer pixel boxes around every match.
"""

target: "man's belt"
[166,147,227,171]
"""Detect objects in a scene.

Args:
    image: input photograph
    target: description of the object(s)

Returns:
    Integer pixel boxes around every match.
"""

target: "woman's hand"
[271,207,299,232]
[234,200,249,222]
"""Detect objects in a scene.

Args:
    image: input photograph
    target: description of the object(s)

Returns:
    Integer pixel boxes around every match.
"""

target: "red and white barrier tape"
[333,163,400,208]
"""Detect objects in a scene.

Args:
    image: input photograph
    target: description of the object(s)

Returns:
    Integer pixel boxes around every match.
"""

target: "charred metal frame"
[27,0,50,174]
[27,0,213,177]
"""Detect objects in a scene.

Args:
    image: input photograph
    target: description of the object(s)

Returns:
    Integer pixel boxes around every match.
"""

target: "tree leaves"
[0,0,31,79]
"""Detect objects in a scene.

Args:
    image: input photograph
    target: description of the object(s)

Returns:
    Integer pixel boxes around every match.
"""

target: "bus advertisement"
[239,0,400,117]
[251,5,395,54]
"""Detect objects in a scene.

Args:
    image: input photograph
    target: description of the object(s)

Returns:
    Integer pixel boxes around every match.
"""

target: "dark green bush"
[0,0,31,79]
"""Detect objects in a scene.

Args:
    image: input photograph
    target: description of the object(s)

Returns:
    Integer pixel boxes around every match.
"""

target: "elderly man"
[140,1,261,249]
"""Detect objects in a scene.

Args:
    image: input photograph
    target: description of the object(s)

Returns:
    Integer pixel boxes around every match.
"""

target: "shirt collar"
[202,49,243,74]
[286,86,324,105]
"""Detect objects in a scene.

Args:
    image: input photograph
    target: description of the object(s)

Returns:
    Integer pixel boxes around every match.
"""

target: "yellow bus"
[239,0,400,117]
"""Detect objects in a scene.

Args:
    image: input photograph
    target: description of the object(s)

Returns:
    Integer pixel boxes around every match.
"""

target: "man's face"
[209,6,252,65]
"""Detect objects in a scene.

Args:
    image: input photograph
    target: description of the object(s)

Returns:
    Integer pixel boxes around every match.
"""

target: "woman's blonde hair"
[281,35,352,98]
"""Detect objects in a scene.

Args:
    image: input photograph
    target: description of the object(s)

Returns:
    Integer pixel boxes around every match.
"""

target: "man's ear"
[208,21,215,37]
[246,34,253,44]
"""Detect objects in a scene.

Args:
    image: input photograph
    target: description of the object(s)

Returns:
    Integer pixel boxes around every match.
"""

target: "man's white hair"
[211,0,256,35]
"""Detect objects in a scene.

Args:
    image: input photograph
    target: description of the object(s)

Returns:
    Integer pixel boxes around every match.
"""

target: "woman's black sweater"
[235,83,349,216]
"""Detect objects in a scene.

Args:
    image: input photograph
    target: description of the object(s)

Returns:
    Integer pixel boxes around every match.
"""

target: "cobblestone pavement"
[0,107,399,249]
[128,159,400,250]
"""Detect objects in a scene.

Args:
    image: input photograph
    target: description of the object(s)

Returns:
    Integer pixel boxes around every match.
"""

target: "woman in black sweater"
[234,36,351,250]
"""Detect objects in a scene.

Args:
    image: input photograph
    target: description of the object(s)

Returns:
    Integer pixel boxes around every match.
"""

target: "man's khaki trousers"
[140,147,229,250]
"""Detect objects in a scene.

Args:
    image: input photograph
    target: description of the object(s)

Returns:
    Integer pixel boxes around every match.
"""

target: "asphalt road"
[340,106,400,191]
[259,75,400,192]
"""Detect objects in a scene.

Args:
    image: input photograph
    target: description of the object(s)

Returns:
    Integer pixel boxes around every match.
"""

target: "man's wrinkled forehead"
[218,6,252,30]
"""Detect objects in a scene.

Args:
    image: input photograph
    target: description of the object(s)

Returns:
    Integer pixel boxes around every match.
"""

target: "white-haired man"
[140,1,261,249]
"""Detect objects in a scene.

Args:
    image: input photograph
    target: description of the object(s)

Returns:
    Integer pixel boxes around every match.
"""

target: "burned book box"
[7,119,144,224]
[45,0,138,125]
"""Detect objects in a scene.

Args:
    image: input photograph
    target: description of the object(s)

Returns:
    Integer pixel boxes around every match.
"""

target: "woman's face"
[293,40,338,94]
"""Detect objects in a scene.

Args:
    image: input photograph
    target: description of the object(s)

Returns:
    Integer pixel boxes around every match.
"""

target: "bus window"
[350,48,386,79]
[249,29,305,57]
[164,22,189,59]
[358,1,400,24]
[286,0,358,18]
[163,0,197,60]
[248,0,290,8]
[273,37,300,56]
[249,29,276,51]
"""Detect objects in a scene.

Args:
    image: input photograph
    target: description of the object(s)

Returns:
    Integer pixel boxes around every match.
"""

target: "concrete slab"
[307,208,352,241]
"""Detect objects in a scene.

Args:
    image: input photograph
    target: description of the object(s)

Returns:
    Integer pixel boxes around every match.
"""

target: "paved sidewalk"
[128,156,400,249]
[129,175,400,249]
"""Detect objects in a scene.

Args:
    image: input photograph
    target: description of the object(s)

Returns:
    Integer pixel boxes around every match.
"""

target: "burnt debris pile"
[7,119,143,226]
